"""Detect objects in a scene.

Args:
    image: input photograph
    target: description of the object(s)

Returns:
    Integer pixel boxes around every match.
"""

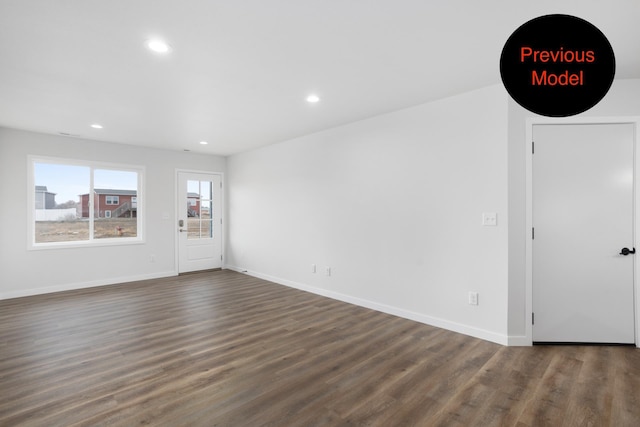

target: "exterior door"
[532,123,635,343]
[177,172,222,273]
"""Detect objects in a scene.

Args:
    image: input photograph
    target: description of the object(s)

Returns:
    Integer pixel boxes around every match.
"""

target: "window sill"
[28,237,145,251]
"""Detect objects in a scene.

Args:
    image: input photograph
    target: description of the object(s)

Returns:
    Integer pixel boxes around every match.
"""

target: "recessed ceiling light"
[90,123,103,129]
[146,39,171,54]
[199,141,208,145]
[306,94,320,103]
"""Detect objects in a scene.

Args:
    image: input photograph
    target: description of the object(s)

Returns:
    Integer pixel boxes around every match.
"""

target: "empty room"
[1,1,640,425]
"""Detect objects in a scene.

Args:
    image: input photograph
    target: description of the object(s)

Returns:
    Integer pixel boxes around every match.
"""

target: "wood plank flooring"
[1,270,639,426]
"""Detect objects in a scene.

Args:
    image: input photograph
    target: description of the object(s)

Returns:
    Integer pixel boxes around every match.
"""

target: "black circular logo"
[500,14,615,117]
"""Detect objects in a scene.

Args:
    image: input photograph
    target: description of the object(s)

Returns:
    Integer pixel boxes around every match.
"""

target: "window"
[187,179,213,239]
[29,157,143,248]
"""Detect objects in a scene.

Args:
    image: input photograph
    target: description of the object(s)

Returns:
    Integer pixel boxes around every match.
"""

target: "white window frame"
[105,195,120,205]
[28,156,145,250]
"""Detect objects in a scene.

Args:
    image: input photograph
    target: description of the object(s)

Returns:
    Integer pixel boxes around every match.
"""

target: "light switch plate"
[468,292,479,305]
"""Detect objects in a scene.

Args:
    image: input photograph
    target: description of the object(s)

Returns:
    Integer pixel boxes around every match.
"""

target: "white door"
[533,123,635,343]
[177,172,222,273]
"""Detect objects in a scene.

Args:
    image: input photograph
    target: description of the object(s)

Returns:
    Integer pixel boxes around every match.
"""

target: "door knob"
[619,247,636,256]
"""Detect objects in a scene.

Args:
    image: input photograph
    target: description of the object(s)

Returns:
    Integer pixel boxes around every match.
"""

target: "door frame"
[174,169,225,274]
[525,116,640,347]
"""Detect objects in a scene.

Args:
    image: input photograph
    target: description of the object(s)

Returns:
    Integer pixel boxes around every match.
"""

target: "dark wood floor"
[1,270,639,426]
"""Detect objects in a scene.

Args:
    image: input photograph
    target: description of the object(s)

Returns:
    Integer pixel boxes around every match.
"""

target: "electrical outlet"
[482,212,497,226]
[468,292,479,305]
[325,267,331,276]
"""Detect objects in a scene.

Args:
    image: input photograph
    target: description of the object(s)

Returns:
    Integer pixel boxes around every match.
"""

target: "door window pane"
[201,201,212,219]
[200,181,212,200]
[205,220,214,238]
[186,179,215,239]
[187,217,200,239]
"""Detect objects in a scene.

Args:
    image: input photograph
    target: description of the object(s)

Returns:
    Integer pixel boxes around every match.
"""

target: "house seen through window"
[31,159,142,246]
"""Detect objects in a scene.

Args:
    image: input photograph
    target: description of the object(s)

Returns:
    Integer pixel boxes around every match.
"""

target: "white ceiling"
[0,1,638,156]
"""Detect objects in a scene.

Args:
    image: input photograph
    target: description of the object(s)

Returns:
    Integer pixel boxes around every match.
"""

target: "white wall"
[0,127,226,298]
[227,84,510,344]
[507,78,640,343]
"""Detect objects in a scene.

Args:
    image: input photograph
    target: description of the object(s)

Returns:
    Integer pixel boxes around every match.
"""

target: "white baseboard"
[0,271,177,300]
[226,265,510,346]
[507,335,531,346]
